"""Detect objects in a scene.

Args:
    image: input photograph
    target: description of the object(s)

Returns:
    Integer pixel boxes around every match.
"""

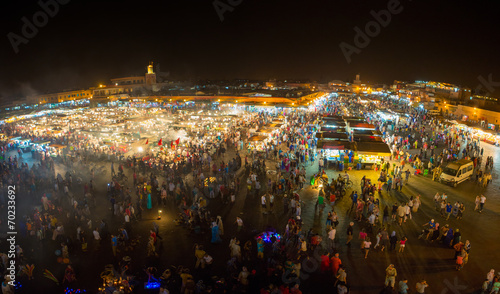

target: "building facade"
[37,89,93,104]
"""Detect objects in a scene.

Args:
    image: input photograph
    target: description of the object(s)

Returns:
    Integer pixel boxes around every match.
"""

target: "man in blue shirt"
[398,279,409,294]
[350,192,358,211]
[446,202,453,220]
[111,235,118,257]
[424,219,436,230]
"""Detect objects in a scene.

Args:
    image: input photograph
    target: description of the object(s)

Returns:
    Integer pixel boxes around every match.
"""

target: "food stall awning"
[323,115,344,119]
[354,135,384,143]
[352,129,382,136]
[248,135,268,142]
[350,123,376,130]
[355,142,391,156]
[32,141,51,145]
[316,132,349,140]
[49,144,67,149]
[256,127,275,134]
[263,123,282,128]
[317,139,353,150]
[344,117,366,123]
[323,117,346,123]
[322,121,347,127]
[319,126,347,133]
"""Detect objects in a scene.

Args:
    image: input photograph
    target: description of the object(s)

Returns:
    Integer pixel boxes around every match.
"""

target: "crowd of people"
[0,95,497,294]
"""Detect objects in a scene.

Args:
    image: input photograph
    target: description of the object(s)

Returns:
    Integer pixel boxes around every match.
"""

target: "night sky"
[1,0,500,99]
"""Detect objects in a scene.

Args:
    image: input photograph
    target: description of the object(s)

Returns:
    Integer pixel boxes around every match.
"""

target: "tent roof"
[316,132,349,139]
[317,139,353,150]
[322,116,345,122]
[262,123,282,128]
[322,121,347,127]
[350,123,376,130]
[319,126,347,133]
[248,135,268,142]
[352,129,382,136]
[354,135,384,142]
[355,142,391,156]
[255,128,275,134]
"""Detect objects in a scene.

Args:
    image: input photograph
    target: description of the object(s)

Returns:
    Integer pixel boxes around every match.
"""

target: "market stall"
[317,139,353,170]
[247,135,270,152]
[48,144,67,157]
[354,141,391,169]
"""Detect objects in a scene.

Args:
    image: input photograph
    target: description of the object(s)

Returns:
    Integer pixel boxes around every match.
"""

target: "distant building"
[93,62,159,98]
[37,89,93,104]
[111,76,145,85]
[263,79,312,90]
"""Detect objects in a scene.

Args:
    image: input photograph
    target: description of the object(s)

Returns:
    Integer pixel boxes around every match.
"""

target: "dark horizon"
[1,0,500,100]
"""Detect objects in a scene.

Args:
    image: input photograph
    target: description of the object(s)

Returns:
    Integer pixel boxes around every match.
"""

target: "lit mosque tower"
[145,62,157,86]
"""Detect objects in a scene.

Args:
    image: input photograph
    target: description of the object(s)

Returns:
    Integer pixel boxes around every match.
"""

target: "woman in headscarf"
[63,265,76,283]
[389,231,398,251]
[211,219,221,244]
[443,227,454,247]
[413,195,421,213]
[238,266,249,287]
[147,193,152,210]
[216,216,224,236]
[147,236,156,257]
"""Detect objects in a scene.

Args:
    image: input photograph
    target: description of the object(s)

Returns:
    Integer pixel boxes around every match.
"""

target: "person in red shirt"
[331,252,342,276]
[320,252,331,272]
[279,285,290,294]
[150,229,157,244]
[290,284,302,294]
[330,193,336,206]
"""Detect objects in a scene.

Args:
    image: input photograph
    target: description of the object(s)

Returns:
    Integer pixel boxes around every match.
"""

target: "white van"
[439,159,474,187]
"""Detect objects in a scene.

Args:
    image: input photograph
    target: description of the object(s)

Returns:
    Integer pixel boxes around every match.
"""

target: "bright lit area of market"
[2,79,500,294]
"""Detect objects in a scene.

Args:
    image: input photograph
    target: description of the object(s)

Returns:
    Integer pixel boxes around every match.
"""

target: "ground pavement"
[5,139,500,293]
